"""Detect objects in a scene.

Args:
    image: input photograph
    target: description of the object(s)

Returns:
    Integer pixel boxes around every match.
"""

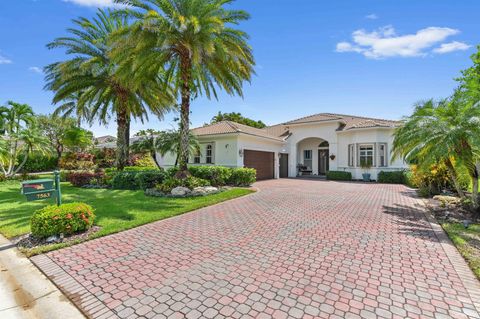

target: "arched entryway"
[296,138,330,176]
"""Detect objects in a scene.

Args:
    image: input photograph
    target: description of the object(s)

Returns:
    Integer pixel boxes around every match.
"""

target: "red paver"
[32,179,480,318]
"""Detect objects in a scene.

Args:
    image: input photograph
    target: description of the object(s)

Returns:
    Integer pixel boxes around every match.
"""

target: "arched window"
[319,141,329,147]
[206,144,213,164]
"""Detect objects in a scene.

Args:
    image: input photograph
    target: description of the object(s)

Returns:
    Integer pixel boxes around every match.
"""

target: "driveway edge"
[0,235,85,319]
[420,199,480,313]
[31,254,118,319]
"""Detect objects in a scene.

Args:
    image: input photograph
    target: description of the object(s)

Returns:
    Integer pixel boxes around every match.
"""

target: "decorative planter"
[362,173,371,182]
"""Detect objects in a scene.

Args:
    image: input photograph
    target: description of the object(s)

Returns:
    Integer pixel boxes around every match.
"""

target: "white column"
[289,143,297,177]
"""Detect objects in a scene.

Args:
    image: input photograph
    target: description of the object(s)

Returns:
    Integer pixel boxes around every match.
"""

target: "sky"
[0,0,478,137]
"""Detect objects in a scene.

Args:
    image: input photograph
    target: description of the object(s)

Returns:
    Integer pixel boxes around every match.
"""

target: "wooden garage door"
[244,150,274,180]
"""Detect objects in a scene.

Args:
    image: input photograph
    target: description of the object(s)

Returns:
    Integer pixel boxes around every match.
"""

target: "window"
[206,144,213,164]
[303,150,312,169]
[359,145,374,167]
[193,149,201,164]
[378,143,387,167]
[348,144,355,167]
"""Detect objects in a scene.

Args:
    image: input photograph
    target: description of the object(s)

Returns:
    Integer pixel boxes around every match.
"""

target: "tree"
[131,129,162,169]
[0,102,50,177]
[392,98,480,211]
[114,0,255,178]
[37,114,77,163]
[45,9,173,170]
[210,112,266,128]
[63,127,94,152]
[155,130,200,168]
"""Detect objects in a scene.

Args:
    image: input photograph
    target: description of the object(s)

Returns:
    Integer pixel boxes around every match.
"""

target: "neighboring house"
[158,112,408,180]
[95,135,116,145]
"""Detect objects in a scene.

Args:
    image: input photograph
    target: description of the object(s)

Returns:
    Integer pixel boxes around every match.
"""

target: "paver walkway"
[32,179,480,319]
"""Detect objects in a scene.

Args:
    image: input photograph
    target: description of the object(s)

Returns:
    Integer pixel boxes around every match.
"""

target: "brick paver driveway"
[32,179,480,319]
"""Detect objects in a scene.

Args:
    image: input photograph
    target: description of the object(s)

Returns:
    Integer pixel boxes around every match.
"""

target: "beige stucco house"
[157,113,407,180]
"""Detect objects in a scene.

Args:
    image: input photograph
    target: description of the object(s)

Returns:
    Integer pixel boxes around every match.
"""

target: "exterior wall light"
[330,154,336,160]
[239,149,244,157]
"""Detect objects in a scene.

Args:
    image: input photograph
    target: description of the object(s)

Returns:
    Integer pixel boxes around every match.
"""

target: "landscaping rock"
[171,187,191,196]
[191,187,208,196]
[204,186,219,193]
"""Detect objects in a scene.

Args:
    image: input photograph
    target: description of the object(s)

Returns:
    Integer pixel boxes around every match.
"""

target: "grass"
[441,222,480,280]
[0,179,254,254]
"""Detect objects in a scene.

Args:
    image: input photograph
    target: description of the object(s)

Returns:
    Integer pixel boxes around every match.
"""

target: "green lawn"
[442,222,480,280]
[0,179,253,244]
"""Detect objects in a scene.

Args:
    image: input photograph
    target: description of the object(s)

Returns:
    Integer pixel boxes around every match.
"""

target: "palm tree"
[45,9,174,170]
[114,0,255,177]
[63,127,94,152]
[0,102,50,177]
[155,129,200,167]
[131,129,162,168]
[392,97,480,210]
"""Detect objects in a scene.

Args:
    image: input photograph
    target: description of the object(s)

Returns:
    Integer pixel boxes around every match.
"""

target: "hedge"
[326,171,352,181]
[19,153,57,173]
[134,171,166,190]
[31,202,95,238]
[378,170,407,184]
[167,166,257,187]
[67,171,104,187]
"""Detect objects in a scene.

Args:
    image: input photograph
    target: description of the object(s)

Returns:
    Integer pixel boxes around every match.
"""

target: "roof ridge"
[323,113,399,123]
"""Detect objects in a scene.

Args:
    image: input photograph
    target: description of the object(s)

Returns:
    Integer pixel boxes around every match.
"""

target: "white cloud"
[29,66,43,74]
[336,25,464,59]
[0,54,12,64]
[63,0,118,7]
[365,14,378,20]
[433,41,471,54]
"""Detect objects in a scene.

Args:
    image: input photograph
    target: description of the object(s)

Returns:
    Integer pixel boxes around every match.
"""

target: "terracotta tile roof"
[279,113,400,131]
[192,121,284,141]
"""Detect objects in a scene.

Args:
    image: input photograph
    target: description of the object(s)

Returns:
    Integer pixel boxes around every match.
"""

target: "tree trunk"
[444,158,466,199]
[175,55,192,179]
[472,162,480,212]
[125,116,130,165]
[55,143,63,168]
[115,108,128,171]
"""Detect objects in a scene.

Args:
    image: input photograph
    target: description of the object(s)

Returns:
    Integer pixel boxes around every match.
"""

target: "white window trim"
[348,144,355,167]
[358,144,375,167]
[205,143,214,164]
[378,143,388,167]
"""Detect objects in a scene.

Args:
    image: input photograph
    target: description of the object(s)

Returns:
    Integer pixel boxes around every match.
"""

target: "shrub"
[67,171,104,187]
[19,153,58,173]
[31,202,95,238]
[156,176,210,193]
[111,171,139,190]
[326,171,352,181]
[131,153,157,168]
[134,170,166,190]
[92,148,115,168]
[189,166,232,186]
[59,152,95,170]
[408,164,453,196]
[378,171,406,184]
[229,168,256,186]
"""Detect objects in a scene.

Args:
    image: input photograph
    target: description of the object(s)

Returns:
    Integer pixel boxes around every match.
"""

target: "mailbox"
[20,171,62,205]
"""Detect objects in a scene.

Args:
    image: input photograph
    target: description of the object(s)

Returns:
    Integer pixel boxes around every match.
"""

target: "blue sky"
[0,0,478,136]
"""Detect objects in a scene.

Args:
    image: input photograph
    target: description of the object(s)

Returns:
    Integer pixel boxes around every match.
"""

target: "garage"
[244,150,275,180]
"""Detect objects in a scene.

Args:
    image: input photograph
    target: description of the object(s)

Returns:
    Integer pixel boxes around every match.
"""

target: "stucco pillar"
[289,142,297,177]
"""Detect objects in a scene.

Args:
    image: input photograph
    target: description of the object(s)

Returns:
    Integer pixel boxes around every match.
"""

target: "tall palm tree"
[392,97,480,210]
[114,0,255,177]
[45,9,174,170]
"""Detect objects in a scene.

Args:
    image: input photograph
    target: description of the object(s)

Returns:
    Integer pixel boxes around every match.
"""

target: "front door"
[279,154,288,178]
[318,149,329,175]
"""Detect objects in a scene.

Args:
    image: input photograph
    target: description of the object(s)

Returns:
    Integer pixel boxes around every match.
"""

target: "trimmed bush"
[326,171,352,181]
[111,171,139,190]
[134,170,166,190]
[31,202,95,238]
[188,166,233,186]
[228,168,256,186]
[19,153,58,173]
[378,171,406,184]
[67,171,104,187]
[156,176,210,193]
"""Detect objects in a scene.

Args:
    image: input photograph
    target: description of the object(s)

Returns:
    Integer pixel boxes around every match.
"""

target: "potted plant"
[360,160,372,182]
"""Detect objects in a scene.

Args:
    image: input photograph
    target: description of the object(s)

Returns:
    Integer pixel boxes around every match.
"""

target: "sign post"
[21,171,62,206]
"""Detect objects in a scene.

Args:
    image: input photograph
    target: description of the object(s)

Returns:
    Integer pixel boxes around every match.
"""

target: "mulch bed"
[13,226,101,249]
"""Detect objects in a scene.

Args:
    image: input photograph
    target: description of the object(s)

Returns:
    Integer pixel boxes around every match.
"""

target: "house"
[157,113,407,180]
